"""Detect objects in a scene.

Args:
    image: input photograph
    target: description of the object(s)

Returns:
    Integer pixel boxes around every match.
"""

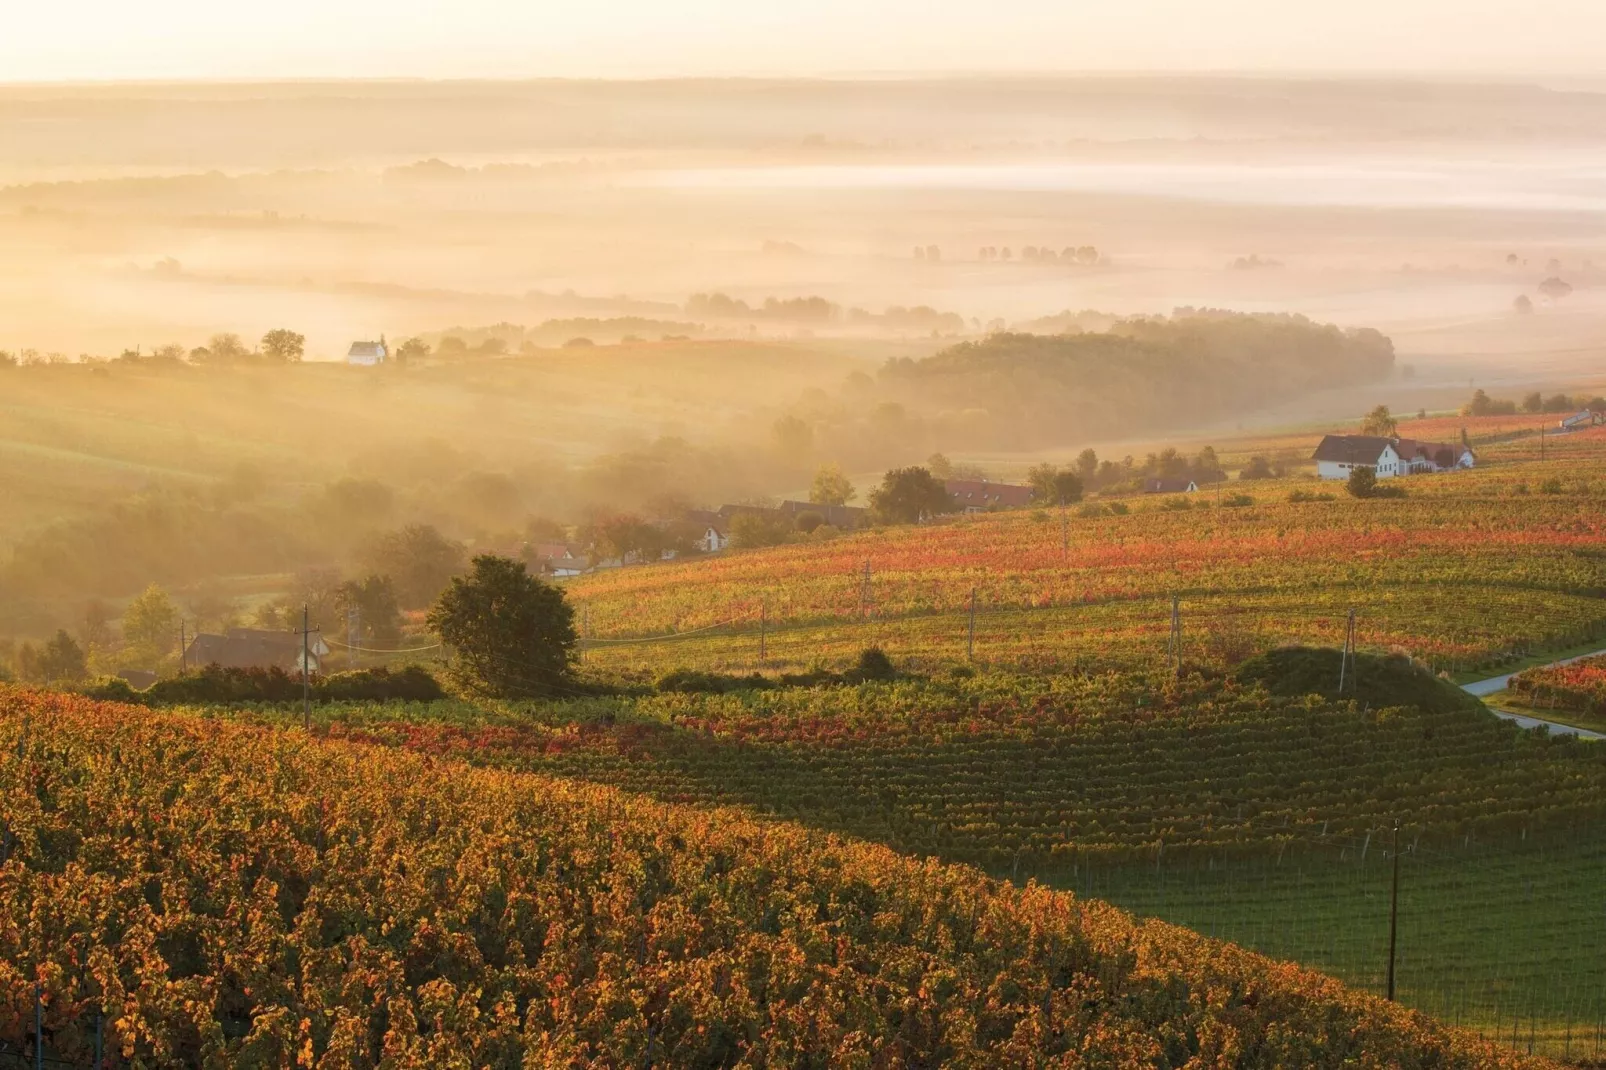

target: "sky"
[4,0,1606,82]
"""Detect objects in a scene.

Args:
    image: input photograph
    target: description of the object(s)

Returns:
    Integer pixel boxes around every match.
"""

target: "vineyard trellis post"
[967,587,977,661]
[759,601,767,664]
[1169,596,1182,678]
[301,604,311,731]
[1387,820,1401,1001]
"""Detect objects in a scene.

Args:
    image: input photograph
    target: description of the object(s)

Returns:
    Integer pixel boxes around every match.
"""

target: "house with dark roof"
[1312,435,1473,480]
[346,337,388,366]
[943,479,1034,513]
[184,627,329,673]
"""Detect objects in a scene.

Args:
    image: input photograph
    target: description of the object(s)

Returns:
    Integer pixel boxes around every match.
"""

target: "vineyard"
[1507,654,1606,727]
[224,659,1606,1060]
[558,444,1606,677]
[0,688,1545,1068]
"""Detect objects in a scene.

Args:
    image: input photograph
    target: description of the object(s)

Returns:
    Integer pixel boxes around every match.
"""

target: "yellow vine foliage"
[0,688,1549,1068]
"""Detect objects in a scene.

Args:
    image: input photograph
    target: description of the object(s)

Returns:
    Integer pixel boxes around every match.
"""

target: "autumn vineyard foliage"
[0,689,1550,1068]
[1508,654,1606,715]
[564,447,1606,676]
[295,670,1606,872]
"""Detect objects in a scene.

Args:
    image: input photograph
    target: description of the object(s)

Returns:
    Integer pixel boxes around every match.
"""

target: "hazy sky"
[5,0,1606,82]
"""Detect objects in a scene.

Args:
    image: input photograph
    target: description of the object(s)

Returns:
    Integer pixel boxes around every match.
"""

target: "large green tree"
[122,583,179,653]
[260,328,305,362]
[869,467,952,525]
[1026,464,1084,506]
[427,554,576,698]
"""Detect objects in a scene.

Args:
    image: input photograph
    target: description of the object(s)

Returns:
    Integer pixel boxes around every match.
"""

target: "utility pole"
[759,601,767,664]
[967,587,977,660]
[179,621,187,673]
[347,605,360,669]
[580,606,589,663]
[1540,425,1546,461]
[1339,608,1356,693]
[1170,595,1182,678]
[859,559,873,619]
[301,604,311,731]
[1387,821,1401,1001]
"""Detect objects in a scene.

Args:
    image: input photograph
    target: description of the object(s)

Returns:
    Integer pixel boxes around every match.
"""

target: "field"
[1503,654,1606,732]
[0,688,1543,1068]
[564,434,1606,679]
[144,656,1599,1061]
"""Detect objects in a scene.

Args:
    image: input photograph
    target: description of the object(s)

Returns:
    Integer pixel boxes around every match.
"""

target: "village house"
[346,337,388,366]
[184,627,330,673]
[1312,434,1473,480]
[1142,477,1199,494]
[943,479,1035,513]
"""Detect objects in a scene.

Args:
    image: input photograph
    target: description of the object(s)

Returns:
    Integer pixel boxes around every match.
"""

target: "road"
[1461,648,1606,740]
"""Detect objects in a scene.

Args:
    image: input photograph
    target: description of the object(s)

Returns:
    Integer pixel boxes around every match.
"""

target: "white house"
[700,522,730,553]
[1313,436,1402,479]
[346,337,388,366]
[1312,435,1473,480]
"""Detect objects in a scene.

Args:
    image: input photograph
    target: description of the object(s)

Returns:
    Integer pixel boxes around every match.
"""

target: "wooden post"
[759,602,767,664]
[1387,822,1401,1001]
[967,587,977,660]
[301,605,311,731]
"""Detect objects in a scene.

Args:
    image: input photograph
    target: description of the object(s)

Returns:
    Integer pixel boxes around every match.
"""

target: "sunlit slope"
[568,441,1606,674]
[0,688,1545,1068]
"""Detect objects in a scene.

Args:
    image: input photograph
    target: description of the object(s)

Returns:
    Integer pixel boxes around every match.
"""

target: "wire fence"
[1061,822,1606,1062]
[551,588,1606,682]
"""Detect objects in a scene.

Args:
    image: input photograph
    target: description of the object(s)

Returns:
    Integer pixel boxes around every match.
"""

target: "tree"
[33,630,87,683]
[809,463,855,506]
[1075,448,1099,484]
[1522,392,1544,414]
[1347,466,1377,499]
[1239,455,1276,480]
[925,453,954,480]
[727,511,790,550]
[1360,405,1397,437]
[1026,463,1083,505]
[1538,276,1573,300]
[1514,294,1534,314]
[396,336,431,364]
[201,332,250,362]
[772,414,813,458]
[336,574,403,645]
[80,599,114,650]
[427,554,576,698]
[869,467,952,525]
[362,525,467,609]
[260,328,305,362]
[123,583,180,653]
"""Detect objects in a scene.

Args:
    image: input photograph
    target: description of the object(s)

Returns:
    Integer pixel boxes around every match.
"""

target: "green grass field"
[1078,834,1606,1062]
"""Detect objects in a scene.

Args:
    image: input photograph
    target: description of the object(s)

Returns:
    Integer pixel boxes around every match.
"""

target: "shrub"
[1288,489,1335,503]
[1159,496,1192,511]
[1222,493,1254,508]
[1236,646,1482,714]
[1106,501,1130,515]
[848,646,897,682]
[317,665,445,702]
[1541,477,1564,494]
[1346,467,1377,498]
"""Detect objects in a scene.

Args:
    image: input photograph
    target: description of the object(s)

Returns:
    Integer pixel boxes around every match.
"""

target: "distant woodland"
[878,312,1395,449]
